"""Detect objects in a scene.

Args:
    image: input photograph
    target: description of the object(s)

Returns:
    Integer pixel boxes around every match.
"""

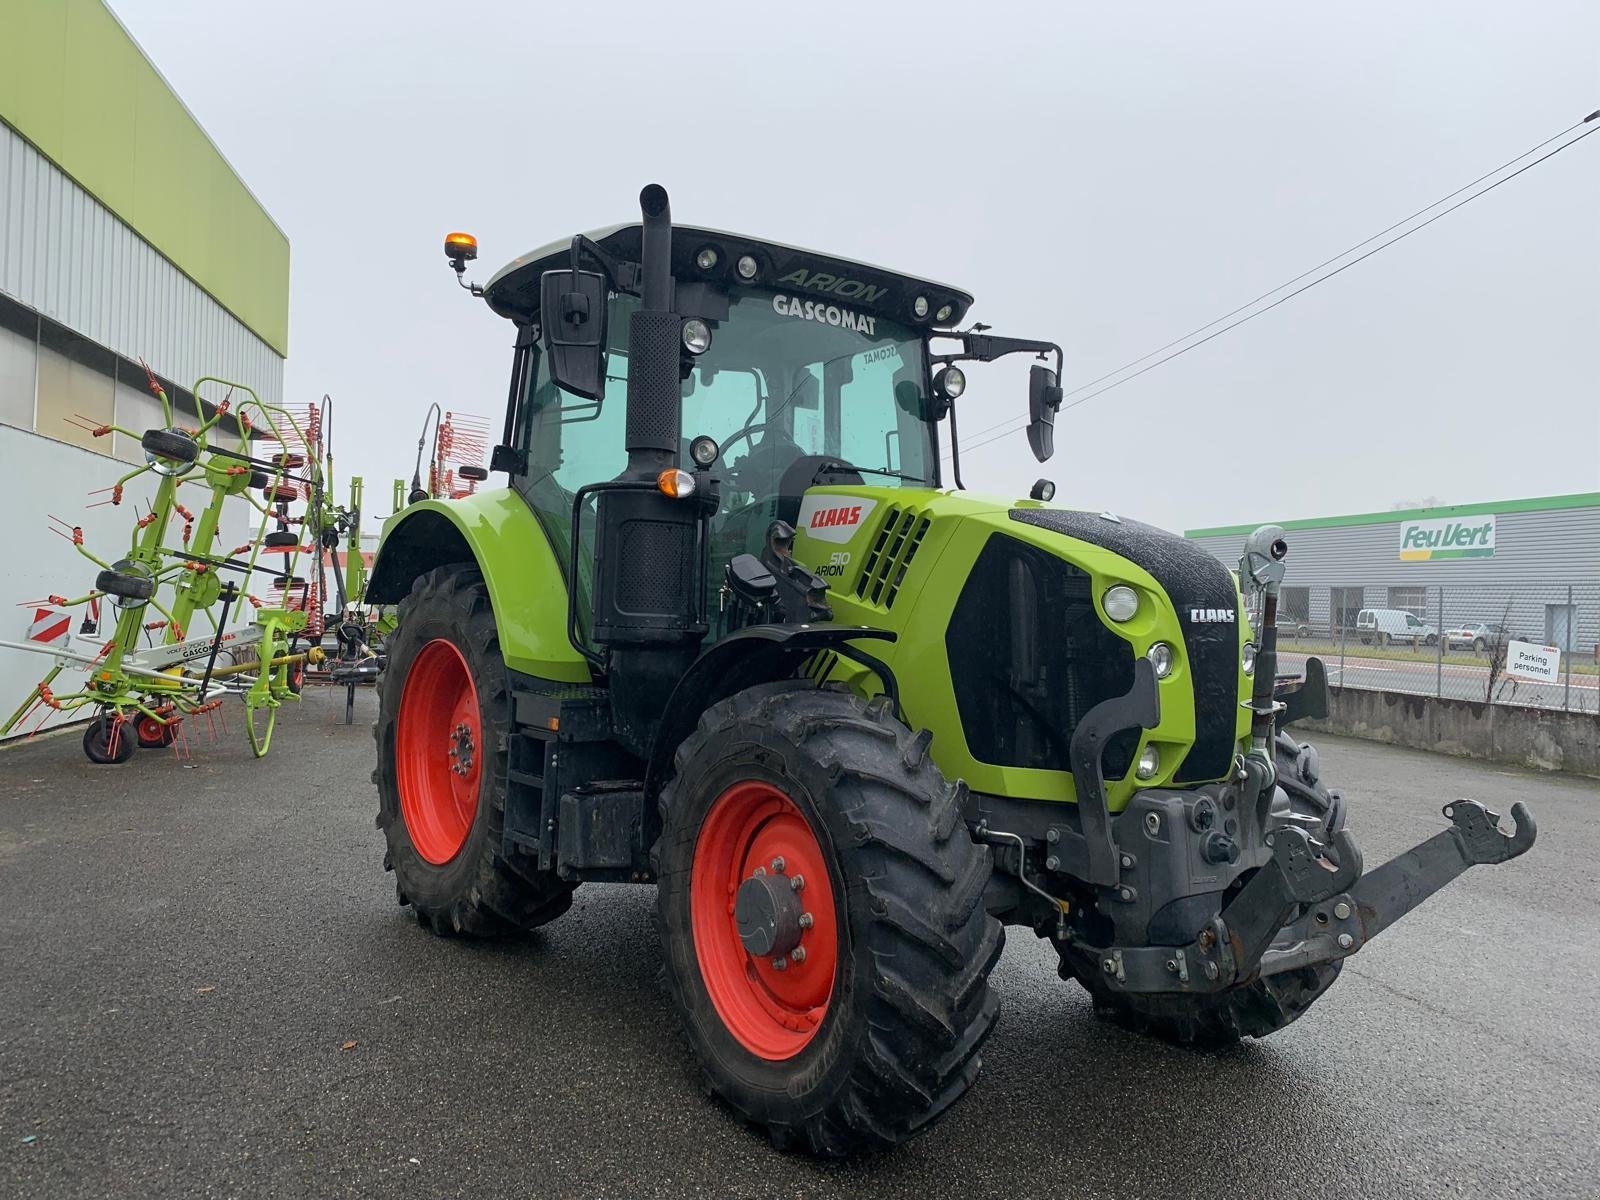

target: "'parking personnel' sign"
[1504,640,1561,684]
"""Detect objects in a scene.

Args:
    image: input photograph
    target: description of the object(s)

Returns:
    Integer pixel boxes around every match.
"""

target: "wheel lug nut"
[770,856,785,873]
[772,956,788,971]
[798,912,814,929]
[791,946,806,963]
[753,866,766,877]
[790,874,804,892]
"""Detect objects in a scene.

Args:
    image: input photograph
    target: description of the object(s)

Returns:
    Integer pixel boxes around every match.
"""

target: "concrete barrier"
[1297,687,1600,778]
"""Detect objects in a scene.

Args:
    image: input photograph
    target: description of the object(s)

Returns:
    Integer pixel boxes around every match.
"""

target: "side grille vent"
[854,506,931,610]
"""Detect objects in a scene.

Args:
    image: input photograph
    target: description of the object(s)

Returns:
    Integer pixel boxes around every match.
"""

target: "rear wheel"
[656,682,1003,1155]
[375,565,575,936]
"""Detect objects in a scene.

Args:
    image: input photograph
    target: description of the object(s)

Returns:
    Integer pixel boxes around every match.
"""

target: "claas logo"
[808,505,863,530]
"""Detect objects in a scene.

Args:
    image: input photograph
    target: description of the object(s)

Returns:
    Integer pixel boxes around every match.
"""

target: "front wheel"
[1473,638,1486,652]
[375,565,575,936]
[655,682,1003,1155]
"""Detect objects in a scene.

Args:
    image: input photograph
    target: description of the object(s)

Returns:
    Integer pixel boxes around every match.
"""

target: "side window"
[836,344,905,471]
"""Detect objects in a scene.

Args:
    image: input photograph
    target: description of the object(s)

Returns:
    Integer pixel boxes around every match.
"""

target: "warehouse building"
[1186,494,1600,654]
[1,0,289,735]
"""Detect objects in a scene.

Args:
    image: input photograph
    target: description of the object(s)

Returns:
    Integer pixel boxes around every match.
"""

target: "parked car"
[1356,607,1438,647]
[1446,621,1513,652]
[1276,615,1314,638]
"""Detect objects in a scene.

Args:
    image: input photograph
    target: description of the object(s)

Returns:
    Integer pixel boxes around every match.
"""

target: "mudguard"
[643,623,897,797]
[367,489,590,683]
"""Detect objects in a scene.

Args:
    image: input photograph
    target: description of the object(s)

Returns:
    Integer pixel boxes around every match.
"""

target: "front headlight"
[1241,642,1257,676]
[1102,585,1139,622]
[1146,642,1174,679]
[1135,744,1161,780]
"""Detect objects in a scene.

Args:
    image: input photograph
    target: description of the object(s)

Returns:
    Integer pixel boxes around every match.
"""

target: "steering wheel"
[710,422,770,471]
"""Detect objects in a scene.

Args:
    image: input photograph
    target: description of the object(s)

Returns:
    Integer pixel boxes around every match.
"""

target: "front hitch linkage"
[1091,799,1536,994]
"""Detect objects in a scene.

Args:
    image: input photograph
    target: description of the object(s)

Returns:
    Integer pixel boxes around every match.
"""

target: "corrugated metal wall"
[1188,505,1600,648]
[0,121,283,404]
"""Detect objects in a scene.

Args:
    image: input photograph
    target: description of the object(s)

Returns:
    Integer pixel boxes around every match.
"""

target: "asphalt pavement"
[1,687,1596,1199]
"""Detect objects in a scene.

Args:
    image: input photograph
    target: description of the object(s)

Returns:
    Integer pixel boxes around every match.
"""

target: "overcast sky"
[113,0,1598,534]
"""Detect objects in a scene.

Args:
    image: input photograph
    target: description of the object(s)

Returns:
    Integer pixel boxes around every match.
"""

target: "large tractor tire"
[375,564,575,936]
[655,681,1004,1156]
[1067,737,1343,1047]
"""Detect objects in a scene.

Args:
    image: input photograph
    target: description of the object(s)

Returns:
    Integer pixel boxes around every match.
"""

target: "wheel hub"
[447,721,475,777]
[735,870,804,958]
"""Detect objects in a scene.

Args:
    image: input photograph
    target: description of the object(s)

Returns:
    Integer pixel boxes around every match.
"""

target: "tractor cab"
[476,220,1050,651]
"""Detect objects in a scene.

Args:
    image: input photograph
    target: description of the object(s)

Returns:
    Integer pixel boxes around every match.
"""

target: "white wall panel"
[0,122,282,406]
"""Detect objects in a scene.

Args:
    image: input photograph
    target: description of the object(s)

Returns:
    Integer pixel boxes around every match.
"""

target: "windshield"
[516,287,935,640]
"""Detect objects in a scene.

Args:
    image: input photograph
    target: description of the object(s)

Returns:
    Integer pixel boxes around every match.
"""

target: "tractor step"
[504,675,649,884]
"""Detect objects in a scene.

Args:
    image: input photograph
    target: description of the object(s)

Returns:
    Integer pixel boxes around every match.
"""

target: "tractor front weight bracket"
[1084,799,1535,995]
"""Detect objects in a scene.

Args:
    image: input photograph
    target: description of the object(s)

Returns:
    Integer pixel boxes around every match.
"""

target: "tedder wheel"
[95,568,155,603]
[375,564,575,936]
[139,427,200,468]
[83,713,137,764]
[656,681,1003,1155]
[136,708,179,749]
[1067,738,1343,1048]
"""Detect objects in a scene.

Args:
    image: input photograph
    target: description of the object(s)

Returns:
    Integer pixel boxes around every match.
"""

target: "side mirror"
[539,269,609,401]
[457,464,489,482]
[1026,364,1063,462]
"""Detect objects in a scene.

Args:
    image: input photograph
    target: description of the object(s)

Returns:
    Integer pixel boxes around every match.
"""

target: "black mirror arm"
[568,234,642,297]
[930,332,1063,377]
[946,397,965,491]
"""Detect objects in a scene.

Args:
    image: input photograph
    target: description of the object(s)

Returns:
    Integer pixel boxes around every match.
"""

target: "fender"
[643,623,897,798]
[367,489,590,683]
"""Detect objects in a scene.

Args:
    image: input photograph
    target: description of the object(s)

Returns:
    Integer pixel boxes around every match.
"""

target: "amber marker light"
[657,468,696,499]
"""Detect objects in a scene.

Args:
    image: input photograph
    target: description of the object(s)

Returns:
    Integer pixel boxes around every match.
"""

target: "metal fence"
[1260,582,1600,714]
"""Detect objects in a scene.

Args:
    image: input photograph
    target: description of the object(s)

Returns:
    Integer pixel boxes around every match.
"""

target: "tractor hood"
[482,223,975,332]
[788,485,1252,810]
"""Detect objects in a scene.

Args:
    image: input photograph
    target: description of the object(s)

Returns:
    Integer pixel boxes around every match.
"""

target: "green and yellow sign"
[1399,516,1496,561]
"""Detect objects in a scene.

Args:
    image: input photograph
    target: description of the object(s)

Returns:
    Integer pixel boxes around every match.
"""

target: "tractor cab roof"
[482,223,975,332]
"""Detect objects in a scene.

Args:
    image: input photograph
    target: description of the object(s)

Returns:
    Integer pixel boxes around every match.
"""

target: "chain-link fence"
[1262,582,1599,714]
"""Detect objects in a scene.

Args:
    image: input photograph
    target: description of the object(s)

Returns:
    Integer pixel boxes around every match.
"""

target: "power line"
[947,111,1600,460]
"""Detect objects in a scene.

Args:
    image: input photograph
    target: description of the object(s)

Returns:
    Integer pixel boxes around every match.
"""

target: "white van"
[1355,608,1438,647]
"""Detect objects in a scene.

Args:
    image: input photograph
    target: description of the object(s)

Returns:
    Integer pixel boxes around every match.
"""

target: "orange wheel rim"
[396,639,481,864]
[690,780,839,1060]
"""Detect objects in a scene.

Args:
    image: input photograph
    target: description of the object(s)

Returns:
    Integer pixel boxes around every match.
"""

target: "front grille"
[855,505,930,610]
[945,533,1138,778]
[1009,509,1240,783]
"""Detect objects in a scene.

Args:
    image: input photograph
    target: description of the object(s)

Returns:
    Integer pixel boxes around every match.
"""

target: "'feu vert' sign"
[1399,515,1496,561]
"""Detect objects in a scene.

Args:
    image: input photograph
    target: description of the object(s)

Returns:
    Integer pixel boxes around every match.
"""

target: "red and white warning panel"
[26,606,71,648]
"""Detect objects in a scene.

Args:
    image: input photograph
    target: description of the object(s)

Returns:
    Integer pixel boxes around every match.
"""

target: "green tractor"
[367,185,1535,1154]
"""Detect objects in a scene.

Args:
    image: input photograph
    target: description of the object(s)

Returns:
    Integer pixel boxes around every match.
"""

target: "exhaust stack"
[624,184,680,473]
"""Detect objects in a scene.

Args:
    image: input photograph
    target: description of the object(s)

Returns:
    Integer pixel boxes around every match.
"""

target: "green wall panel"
[0,0,289,356]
